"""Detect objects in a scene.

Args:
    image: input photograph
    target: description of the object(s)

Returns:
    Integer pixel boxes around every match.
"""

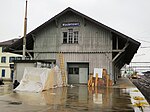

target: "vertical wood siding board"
[33,13,113,75]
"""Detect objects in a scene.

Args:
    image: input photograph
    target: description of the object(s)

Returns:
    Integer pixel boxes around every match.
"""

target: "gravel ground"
[131,75,150,104]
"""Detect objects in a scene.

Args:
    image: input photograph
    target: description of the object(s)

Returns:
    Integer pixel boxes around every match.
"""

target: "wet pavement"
[0,78,150,112]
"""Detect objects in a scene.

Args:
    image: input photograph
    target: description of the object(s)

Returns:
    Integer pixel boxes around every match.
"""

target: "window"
[2,69,5,77]
[16,57,22,60]
[69,68,73,74]
[68,29,73,43]
[25,57,31,60]
[10,64,14,69]
[9,57,15,63]
[1,57,6,63]
[63,32,67,43]
[2,47,5,52]
[74,68,79,74]
[68,67,79,74]
[11,70,14,80]
[74,31,78,44]
[63,29,79,44]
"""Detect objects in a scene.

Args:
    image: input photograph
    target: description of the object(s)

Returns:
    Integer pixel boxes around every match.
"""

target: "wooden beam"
[13,50,34,53]
[26,51,33,59]
[116,36,118,49]
[112,49,125,52]
[112,43,129,62]
[11,50,115,53]
[31,34,36,42]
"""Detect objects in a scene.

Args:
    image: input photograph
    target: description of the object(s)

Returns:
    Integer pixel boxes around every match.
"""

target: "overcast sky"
[0,0,150,62]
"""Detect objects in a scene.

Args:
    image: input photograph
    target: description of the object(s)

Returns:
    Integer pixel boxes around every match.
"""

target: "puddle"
[9,101,22,105]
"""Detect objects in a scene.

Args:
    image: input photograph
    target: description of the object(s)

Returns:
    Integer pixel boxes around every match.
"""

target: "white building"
[0,39,22,80]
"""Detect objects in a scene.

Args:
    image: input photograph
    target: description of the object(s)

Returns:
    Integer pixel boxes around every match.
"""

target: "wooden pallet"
[88,69,112,87]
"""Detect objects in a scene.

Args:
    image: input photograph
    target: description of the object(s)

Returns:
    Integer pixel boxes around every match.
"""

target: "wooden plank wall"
[33,12,113,79]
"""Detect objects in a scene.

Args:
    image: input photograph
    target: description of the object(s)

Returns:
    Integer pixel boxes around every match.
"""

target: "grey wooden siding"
[34,13,112,53]
[33,13,113,79]
[34,22,58,52]
[34,53,112,77]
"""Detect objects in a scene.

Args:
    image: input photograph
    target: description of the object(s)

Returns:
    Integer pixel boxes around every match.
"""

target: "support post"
[95,73,98,87]
[23,0,28,60]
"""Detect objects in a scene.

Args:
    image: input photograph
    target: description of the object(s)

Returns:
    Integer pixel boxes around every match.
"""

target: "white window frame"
[63,29,79,44]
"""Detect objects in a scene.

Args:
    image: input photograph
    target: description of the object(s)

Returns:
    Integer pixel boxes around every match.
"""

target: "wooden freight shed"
[5,7,140,84]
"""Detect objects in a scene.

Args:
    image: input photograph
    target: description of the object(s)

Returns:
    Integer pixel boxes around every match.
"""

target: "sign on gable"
[62,22,80,27]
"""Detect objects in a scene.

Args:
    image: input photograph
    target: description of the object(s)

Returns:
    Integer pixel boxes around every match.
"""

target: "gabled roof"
[4,7,140,65]
[0,38,19,47]
[27,7,140,44]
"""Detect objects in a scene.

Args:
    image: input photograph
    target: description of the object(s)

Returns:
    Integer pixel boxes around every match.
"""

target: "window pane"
[63,32,67,37]
[2,69,5,77]
[63,32,67,43]
[68,29,73,43]
[2,47,5,52]
[1,57,6,63]
[16,57,22,60]
[68,68,73,74]
[25,57,31,60]
[74,31,78,43]
[74,68,79,74]
[9,57,15,63]
[69,37,73,43]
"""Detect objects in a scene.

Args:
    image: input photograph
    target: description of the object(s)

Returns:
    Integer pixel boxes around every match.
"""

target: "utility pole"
[23,0,28,60]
